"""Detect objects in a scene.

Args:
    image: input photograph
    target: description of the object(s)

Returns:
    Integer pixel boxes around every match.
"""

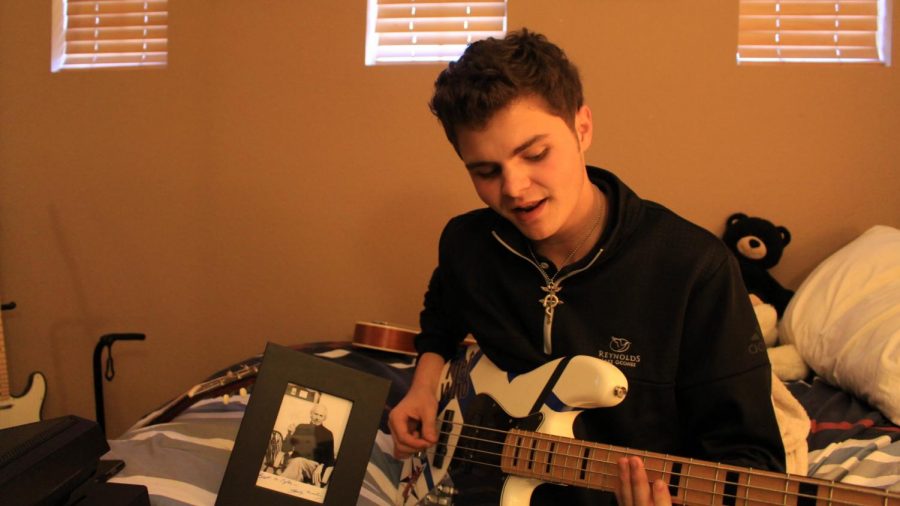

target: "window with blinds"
[51,0,168,72]
[737,0,892,64]
[365,0,508,65]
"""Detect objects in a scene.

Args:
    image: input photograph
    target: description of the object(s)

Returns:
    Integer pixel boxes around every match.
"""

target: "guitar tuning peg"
[223,394,230,405]
[239,387,248,396]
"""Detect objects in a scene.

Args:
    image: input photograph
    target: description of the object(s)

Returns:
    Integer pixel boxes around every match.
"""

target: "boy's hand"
[388,385,439,458]
[614,456,673,506]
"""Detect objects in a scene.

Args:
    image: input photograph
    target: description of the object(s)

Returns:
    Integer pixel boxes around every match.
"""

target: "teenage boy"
[388,29,785,506]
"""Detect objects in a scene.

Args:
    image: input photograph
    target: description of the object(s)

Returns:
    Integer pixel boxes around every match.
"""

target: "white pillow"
[780,225,900,425]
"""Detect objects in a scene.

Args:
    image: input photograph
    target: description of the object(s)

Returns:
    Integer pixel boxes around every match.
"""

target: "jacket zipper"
[491,231,605,354]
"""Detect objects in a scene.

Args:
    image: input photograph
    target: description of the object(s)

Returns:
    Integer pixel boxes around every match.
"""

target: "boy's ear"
[576,105,593,151]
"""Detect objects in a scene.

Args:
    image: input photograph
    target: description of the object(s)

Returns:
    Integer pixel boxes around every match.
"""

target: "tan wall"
[1,1,898,437]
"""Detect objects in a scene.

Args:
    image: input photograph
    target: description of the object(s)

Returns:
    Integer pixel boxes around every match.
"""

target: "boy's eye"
[472,166,500,178]
[524,148,549,162]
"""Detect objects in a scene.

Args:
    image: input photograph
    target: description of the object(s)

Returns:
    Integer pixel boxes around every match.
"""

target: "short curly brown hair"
[429,28,584,153]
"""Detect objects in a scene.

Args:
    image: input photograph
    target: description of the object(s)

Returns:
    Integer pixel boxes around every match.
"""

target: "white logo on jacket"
[609,336,631,353]
[599,336,641,368]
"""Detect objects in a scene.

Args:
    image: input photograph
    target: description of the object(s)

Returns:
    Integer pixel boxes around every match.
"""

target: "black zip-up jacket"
[415,167,786,504]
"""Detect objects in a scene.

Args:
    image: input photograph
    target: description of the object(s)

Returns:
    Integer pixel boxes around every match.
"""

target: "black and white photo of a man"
[280,403,336,485]
[256,384,352,502]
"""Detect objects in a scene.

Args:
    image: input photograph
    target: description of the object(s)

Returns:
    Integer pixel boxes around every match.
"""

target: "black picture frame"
[216,343,391,505]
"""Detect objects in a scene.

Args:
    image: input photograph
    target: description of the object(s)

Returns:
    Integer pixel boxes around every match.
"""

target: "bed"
[103,226,900,504]
[103,342,416,506]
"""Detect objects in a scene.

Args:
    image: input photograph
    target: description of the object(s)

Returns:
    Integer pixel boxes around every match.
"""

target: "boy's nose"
[501,166,531,197]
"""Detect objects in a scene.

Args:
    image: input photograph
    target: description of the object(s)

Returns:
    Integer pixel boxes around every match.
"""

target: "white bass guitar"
[402,345,900,506]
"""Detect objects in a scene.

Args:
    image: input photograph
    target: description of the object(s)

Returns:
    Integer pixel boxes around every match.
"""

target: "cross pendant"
[539,282,563,317]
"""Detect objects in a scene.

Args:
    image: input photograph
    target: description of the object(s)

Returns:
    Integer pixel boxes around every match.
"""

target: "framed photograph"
[216,343,391,505]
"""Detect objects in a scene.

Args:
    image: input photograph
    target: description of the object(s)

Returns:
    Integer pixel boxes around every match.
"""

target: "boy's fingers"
[630,457,651,505]
[617,457,633,505]
[420,415,438,443]
[653,479,673,506]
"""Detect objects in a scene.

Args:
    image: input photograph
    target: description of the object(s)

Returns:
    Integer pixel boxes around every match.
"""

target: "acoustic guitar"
[352,321,420,356]
[352,321,477,357]
[404,345,900,506]
[144,362,260,426]
[0,302,46,429]
[145,322,420,426]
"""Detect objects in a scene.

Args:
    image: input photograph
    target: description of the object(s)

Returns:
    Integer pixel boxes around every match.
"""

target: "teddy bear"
[749,293,810,381]
[722,212,795,317]
[723,213,809,381]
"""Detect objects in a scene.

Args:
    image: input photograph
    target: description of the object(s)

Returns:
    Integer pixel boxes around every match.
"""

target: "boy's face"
[457,96,594,247]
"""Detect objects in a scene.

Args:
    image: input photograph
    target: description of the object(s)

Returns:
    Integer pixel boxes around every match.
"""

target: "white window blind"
[737,0,892,64]
[365,0,508,65]
[51,0,168,72]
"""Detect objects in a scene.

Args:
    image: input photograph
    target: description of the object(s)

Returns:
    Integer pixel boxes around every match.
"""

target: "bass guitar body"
[402,346,900,506]
[401,345,629,505]
[0,371,46,430]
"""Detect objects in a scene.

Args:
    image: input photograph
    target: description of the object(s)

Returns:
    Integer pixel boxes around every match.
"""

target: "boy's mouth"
[513,199,546,216]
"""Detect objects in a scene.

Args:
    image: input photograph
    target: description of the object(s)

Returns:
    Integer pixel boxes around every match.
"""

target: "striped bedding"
[789,377,900,492]
[103,343,900,504]
[106,414,242,506]
[105,343,412,506]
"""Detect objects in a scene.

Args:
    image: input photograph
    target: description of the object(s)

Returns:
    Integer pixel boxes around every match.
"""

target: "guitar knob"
[437,484,458,496]
[423,495,452,506]
[613,385,628,398]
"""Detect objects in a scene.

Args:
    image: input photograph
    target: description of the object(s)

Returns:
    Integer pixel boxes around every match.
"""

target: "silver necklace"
[529,194,606,318]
